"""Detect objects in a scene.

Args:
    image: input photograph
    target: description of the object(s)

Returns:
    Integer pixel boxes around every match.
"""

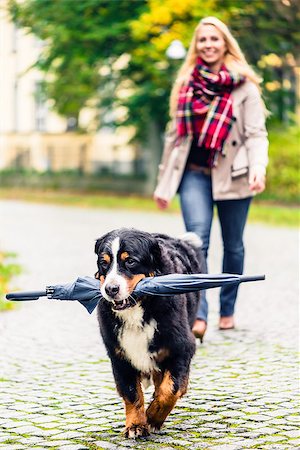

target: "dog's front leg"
[111,356,149,438]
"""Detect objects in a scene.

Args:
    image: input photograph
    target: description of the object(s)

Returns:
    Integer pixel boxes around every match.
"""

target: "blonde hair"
[169,16,262,117]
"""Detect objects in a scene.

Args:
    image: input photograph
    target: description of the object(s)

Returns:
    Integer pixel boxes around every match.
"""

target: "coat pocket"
[154,146,181,201]
[154,137,191,201]
[231,145,249,179]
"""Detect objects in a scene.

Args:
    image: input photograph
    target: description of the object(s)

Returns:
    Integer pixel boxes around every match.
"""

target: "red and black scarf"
[177,57,245,166]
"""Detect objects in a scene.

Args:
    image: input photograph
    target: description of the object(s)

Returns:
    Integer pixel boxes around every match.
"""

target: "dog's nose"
[105,284,120,298]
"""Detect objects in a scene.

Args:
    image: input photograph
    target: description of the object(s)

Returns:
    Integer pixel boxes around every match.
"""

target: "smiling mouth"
[111,298,133,311]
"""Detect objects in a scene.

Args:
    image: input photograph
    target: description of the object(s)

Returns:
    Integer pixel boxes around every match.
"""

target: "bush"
[0,252,22,312]
[262,125,300,203]
[0,169,149,195]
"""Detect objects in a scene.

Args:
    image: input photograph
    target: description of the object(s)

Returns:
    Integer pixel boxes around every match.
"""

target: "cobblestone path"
[0,201,299,450]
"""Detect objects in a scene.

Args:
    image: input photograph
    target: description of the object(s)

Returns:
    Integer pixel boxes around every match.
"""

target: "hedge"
[262,125,299,203]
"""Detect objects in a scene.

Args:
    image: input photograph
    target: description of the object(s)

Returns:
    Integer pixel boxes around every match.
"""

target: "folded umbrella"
[6,273,265,314]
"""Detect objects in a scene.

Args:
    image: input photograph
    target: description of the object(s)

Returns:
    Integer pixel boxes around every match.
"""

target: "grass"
[0,251,22,312]
[0,187,298,227]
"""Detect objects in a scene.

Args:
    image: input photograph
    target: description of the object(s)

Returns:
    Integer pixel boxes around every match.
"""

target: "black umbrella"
[6,273,265,314]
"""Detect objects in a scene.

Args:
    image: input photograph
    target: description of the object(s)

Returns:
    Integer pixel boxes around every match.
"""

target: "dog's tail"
[179,232,202,249]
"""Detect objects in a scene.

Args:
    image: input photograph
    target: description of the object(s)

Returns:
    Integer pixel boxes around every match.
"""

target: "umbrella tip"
[240,274,265,282]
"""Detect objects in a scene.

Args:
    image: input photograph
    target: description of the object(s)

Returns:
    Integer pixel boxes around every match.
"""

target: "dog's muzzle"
[104,282,137,311]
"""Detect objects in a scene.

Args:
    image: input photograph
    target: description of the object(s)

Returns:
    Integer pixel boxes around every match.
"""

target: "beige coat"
[154,81,269,201]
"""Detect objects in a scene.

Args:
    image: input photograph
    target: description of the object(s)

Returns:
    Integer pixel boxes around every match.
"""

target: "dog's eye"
[125,257,136,267]
[99,259,110,270]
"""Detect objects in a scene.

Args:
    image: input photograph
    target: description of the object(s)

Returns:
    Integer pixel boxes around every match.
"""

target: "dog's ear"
[95,271,100,279]
[150,240,163,275]
[95,238,102,255]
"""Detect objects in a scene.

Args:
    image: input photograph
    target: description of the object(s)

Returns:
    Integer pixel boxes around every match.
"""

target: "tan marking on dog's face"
[120,251,129,261]
[102,253,111,264]
[126,274,146,293]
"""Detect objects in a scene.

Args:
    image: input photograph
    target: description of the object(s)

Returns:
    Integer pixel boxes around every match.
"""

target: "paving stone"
[0,446,25,450]
[93,442,119,449]
[286,415,300,423]
[208,445,240,450]
[281,430,300,438]
[42,440,78,446]
[8,425,43,434]
[246,414,272,422]
[57,446,90,450]
[52,431,87,439]
[266,436,290,443]
[254,427,282,435]
[271,418,291,425]
[18,436,45,444]
[0,203,298,450]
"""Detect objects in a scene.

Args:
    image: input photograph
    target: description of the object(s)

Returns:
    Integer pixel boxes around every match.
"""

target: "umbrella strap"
[46,287,55,298]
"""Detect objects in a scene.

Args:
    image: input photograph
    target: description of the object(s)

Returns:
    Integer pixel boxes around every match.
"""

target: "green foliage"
[0,252,22,312]
[7,0,299,139]
[219,0,299,62]
[9,0,299,132]
[219,0,300,124]
[261,125,300,203]
[0,168,148,195]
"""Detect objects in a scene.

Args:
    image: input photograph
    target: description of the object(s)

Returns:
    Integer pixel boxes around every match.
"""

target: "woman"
[154,16,268,341]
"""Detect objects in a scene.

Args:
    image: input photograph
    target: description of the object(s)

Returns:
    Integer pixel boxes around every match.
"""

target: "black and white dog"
[95,228,204,438]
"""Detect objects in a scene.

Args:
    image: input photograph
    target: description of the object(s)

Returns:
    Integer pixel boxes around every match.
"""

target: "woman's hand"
[153,195,170,210]
[249,165,266,193]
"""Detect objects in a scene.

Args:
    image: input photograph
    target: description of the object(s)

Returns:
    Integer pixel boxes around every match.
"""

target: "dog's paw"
[124,424,150,439]
[147,417,164,433]
[149,424,162,433]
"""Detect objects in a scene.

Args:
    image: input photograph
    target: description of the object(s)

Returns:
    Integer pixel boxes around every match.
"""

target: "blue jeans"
[178,169,252,322]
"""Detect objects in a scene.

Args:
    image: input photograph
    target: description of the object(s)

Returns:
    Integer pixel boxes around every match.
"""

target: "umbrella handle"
[6,290,47,301]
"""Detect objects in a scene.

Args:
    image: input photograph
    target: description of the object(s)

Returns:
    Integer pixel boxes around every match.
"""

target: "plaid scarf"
[177,57,245,166]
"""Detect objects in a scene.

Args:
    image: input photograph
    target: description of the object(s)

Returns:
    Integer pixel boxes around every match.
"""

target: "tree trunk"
[143,119,163,196]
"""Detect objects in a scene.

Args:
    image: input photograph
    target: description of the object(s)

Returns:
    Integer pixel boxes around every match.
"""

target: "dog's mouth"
[111,298,135,311]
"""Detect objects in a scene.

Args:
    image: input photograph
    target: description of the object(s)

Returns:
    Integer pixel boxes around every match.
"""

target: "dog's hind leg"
[146,368,189,431]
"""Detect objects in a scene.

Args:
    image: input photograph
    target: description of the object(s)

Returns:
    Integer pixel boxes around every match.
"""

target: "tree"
[8,0,219,137]
[217,0,300,123]
[8,0,300,137]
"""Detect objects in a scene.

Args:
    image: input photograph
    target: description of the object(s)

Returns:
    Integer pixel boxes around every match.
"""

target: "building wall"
[0,1,135,174]
[0,3,67,133]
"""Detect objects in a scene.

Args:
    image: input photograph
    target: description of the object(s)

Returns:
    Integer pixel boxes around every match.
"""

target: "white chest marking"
[116,304,158,373]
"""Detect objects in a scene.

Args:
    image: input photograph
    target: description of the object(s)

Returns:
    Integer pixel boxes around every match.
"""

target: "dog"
[94,228,204,438]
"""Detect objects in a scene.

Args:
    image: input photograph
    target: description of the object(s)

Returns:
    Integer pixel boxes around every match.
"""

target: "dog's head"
[95,228,162,311]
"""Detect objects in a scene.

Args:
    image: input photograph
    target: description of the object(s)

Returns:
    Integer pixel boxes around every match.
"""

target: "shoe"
[192,319,207,343]
[219,316,235,330]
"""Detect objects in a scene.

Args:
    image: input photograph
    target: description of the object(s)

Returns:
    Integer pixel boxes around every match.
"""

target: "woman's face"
[196,24,227,71]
